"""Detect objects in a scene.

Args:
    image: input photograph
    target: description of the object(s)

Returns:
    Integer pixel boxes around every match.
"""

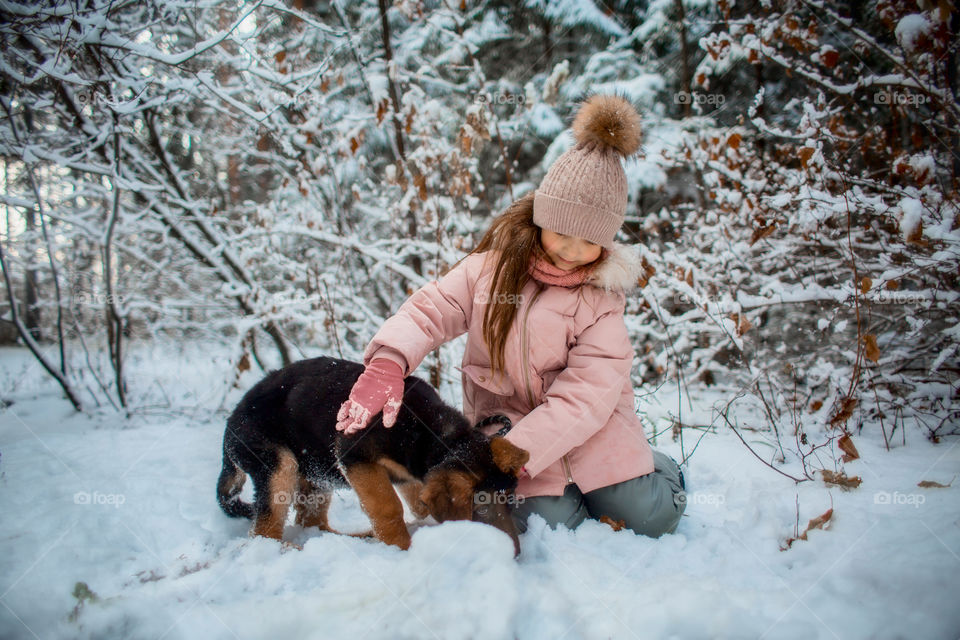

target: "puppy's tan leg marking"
[377,457,416,483]
[294,475,375,537]
[252,448,298,541]
[344,462,411,550]
[376,457,429,520]
[397,480,431,520]
[294,475,333,531]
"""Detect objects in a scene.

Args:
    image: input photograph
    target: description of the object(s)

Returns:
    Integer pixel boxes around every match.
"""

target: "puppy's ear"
[419,470,474,522]
[489,437,530,476]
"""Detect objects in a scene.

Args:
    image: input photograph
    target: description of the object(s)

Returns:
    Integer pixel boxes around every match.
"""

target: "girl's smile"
[540,229,603,271]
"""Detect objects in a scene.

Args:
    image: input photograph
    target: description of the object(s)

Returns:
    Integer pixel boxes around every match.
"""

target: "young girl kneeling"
[336,94,686,537]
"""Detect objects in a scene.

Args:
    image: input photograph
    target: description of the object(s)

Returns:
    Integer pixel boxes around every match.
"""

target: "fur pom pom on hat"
[571,93,643,157]
[533,93,642,249]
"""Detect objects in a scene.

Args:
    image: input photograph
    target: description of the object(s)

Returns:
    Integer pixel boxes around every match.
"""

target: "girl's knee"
[640,498,683,537]
[512,485,588,532]
[584,467,686,538]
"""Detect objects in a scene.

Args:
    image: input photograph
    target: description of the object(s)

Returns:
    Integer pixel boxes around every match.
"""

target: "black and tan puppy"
[217,357,529,553]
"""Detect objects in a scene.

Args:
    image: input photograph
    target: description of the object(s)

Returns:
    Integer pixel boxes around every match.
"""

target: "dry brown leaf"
[917,479,952,488]
[599,515,627,531]
[838,433,860,462]
[728,312,753,336]
[906,219,924,244]
[821,48,839,68]
[376,99,388,125]
[860,277,872,294]
[783,507,834,549]
[863,334,880,363]
[805,508,833,533]
[821,469,862,489]
[829,397,857,427]
[405,107,416,134]
[413,173,427,200]
[641,256,656,279]
[727,133,742,149]
[799,146,815,168]
[750,223,777,245]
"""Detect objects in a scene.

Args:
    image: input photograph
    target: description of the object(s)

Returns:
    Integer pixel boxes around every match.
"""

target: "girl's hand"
[336,359,405,434]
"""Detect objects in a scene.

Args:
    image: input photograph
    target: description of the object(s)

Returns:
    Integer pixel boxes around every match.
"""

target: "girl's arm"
[361,252,486,376]
[336,253,484,433]
[503,302,634,478]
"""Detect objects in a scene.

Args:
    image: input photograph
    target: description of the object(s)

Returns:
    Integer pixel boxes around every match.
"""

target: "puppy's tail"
[217,446,254,519]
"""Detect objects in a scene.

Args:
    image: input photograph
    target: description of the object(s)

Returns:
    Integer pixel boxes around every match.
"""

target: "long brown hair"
[468,192,539,376]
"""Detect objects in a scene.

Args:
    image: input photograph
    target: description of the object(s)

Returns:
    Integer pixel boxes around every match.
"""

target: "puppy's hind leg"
[295,477,375,538]
[294,476,333,531]
[217,450,254,519]
[397,480,431,520]
[251,448,298,541]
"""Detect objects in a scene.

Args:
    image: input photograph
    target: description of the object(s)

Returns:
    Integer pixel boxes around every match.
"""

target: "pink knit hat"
[533,94,642,249]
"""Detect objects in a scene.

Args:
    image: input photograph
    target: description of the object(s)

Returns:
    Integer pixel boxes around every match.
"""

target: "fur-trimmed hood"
[584,243,643,293]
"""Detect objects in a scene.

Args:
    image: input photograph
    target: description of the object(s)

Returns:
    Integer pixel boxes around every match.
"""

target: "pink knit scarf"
[528,253,596,287]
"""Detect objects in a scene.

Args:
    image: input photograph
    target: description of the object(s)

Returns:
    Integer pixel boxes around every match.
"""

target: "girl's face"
[539,229,603,271]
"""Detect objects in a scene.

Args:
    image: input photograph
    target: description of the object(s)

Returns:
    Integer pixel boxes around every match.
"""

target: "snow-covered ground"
[1,345,958,640]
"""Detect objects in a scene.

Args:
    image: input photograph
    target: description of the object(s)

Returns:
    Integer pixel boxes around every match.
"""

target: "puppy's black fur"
[217,356,528,552]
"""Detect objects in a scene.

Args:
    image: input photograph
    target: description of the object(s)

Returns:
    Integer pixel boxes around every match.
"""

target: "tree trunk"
[675,0,691,119]
[376,0,422,278]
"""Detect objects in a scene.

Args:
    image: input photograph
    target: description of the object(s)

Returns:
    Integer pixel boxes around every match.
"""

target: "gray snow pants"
[511,449,686,538]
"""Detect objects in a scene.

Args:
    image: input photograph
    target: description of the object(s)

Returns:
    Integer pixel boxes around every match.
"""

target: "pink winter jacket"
[362,244,655,498]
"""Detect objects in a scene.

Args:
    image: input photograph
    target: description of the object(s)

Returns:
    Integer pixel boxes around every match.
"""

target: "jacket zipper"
[561,455,574,484]
[520,285,574,485]
[519,285,543,410]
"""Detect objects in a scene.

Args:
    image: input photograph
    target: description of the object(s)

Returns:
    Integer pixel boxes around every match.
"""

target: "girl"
[336,94,685,537]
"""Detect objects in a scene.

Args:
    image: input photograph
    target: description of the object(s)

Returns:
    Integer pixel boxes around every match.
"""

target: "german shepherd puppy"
[217,357,529,554]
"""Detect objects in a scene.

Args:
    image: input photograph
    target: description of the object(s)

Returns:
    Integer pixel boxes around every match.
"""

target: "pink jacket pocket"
[461,364,516,396]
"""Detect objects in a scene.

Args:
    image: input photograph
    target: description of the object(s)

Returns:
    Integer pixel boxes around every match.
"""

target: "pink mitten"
[335,359,405,434]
